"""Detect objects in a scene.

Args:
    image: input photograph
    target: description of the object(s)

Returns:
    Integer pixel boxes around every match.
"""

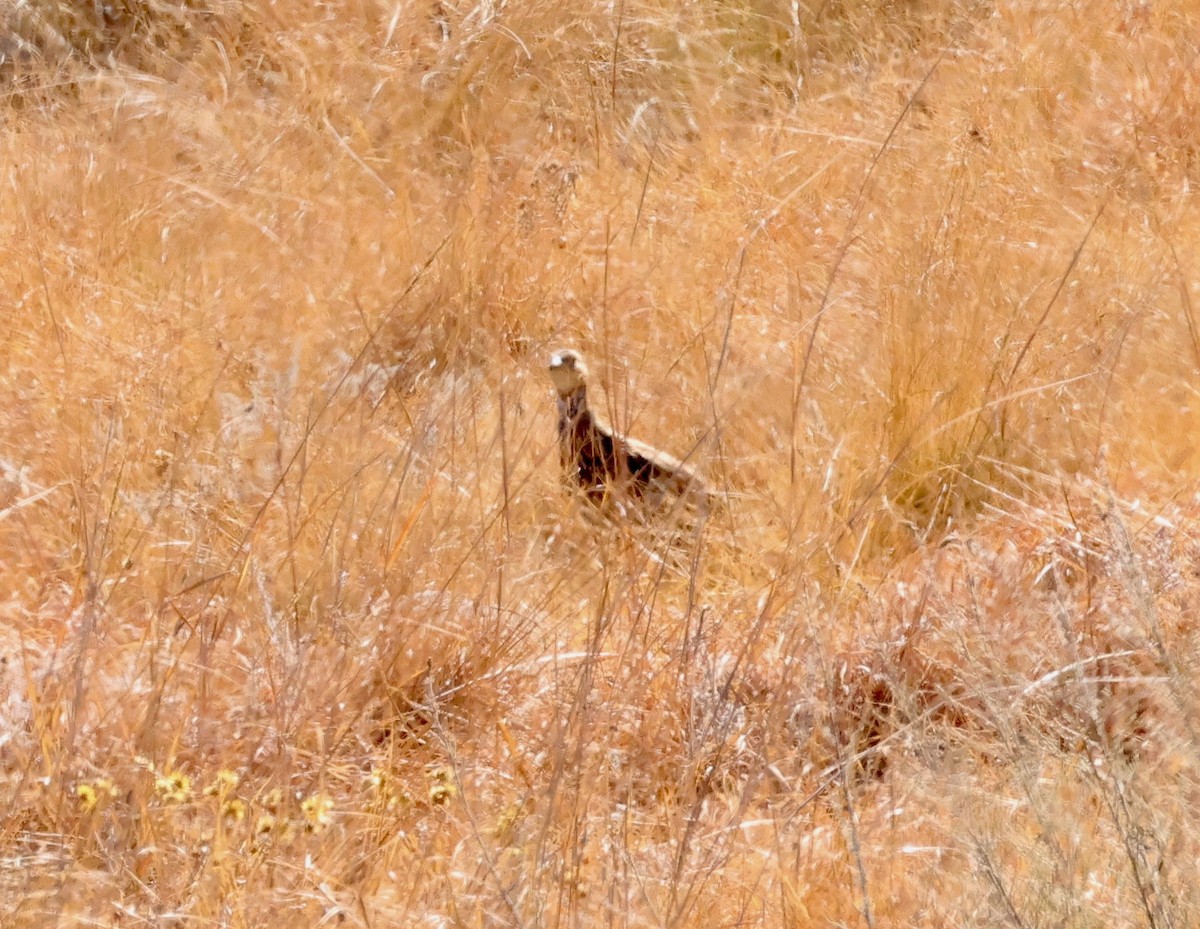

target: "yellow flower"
[204,769,240,796]
[255,813,277,835]
[77,777,118,812]
[300,793,334,833]
[222,798,247,822]
[428,766,456,805]
[154,770,192,804]
[263,787,285,814]
[76,783,98,813]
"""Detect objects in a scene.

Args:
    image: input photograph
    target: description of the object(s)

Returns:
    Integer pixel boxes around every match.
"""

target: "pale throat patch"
[548,350,587,395]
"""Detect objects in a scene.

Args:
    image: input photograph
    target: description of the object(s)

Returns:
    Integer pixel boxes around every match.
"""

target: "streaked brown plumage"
[548,349,705,508]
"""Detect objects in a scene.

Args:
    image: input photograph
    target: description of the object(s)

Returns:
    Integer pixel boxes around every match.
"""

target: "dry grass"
[2,0,1200,925]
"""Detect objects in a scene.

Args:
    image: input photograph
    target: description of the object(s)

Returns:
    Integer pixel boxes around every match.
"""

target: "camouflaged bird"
[548,349,707,509]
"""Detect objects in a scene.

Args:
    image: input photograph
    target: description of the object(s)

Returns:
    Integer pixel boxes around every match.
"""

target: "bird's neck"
[558,386,588,422]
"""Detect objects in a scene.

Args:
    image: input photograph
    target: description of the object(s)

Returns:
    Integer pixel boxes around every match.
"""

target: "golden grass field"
[2,0,1200,924]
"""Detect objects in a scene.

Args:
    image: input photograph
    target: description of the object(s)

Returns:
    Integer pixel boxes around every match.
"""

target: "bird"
[547,348,707,511]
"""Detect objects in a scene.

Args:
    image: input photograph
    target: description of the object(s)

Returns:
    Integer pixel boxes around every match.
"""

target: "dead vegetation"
[2,0,1200,925]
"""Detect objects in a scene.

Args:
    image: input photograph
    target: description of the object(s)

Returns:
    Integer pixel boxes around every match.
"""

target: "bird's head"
[548,348,589,397]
